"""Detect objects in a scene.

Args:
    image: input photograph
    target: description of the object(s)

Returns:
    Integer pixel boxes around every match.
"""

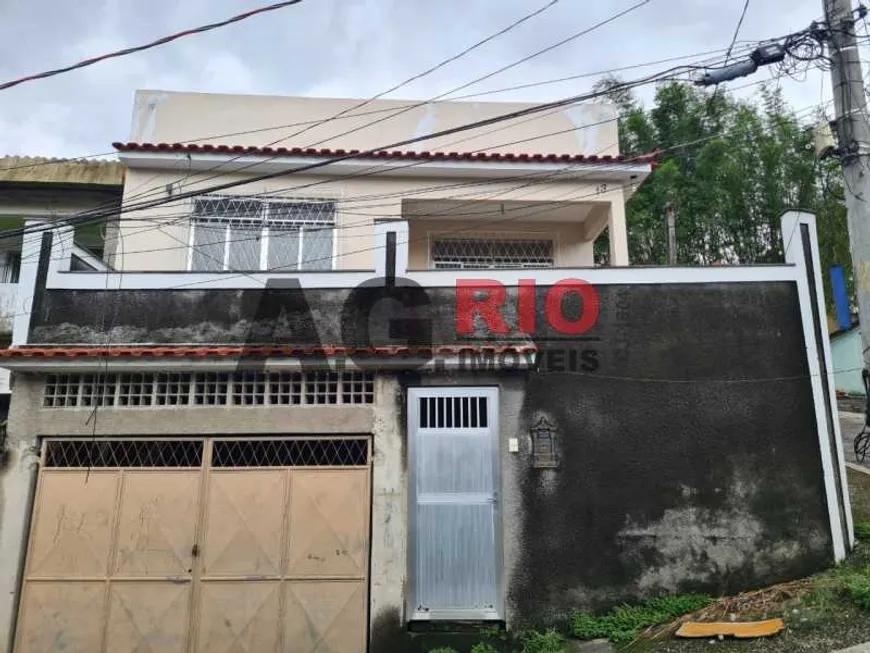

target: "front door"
[407,387,502,621]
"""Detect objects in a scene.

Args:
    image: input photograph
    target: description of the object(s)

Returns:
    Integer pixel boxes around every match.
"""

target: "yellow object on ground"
[675,619,785,638]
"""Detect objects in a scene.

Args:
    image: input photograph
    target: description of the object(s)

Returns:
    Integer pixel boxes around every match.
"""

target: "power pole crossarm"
[824,0,870,367]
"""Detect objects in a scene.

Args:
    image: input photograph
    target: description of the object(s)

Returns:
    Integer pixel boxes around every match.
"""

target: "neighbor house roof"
[113,141,659,166]
[0,156,124,186]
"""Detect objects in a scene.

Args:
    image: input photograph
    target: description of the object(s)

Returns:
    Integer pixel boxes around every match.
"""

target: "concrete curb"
[831,643,870,652]
[847,462,870,476]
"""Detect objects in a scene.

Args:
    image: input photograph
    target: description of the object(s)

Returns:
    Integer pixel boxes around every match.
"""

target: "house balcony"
[401,198,617,271]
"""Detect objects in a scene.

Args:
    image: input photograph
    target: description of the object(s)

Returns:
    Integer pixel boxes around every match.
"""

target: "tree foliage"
[599,78,851,308]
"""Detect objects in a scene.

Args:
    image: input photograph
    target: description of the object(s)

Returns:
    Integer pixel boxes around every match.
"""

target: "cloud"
[0,0,846,158]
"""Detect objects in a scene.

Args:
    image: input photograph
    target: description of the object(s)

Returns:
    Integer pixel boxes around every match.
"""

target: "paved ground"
[841,411,869,467]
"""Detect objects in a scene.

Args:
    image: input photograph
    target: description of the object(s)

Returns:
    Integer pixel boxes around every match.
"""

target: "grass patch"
[848,467,870,523]
[571,594,713,643]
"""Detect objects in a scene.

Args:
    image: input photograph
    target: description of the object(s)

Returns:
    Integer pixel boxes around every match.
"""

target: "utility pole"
[824,0,870,366]
[665,201,677,265]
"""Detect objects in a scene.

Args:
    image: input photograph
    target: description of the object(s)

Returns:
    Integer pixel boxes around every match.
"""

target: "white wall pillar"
[12,223,73,347]
[783,210,853,559]
[374,220,409,279]
[607,202,630,266]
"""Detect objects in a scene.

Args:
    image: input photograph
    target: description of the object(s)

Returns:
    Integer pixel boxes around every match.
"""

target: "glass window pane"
[301,227,334,270]
[228,223,262,270]
[268,227,299,270]
[191,221,226,271]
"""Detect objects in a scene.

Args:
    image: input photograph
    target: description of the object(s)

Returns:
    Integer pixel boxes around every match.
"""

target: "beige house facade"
[105,90,652,273]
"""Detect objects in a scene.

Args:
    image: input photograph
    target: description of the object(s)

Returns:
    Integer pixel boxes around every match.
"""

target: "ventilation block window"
[44,371,375,408]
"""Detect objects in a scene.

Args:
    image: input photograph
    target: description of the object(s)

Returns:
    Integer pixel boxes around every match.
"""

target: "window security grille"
[44,439,203,468]
[419,395,489,428]
[41,438,368,468]
[190,196,336,272]
[431,236,554,270]
[44,371,375,408]
[212,438,368,467]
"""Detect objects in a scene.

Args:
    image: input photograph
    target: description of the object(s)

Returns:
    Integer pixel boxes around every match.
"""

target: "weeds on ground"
[470,643,499,653]
[570,594,714,643]
[519,629,565,653]
[427,628,564,653]
[787,526,870,632]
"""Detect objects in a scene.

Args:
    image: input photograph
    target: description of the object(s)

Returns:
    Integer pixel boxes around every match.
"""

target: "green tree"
[599,78,851,309]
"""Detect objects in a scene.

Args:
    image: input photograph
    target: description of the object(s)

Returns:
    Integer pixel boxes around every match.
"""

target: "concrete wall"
[18,279,840,619]
[129,90,620,157]
[832,328,865,396]
[107,168,619,272]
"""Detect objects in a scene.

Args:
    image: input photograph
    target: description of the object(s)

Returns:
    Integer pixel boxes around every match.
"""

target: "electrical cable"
[111,0,655,212]
[725,0,752,63]
[4,96,834,333]
[0,1,305,92]
[0,61,708,246]
[0,45,753,174]
[3,37,821,258]
[261,0,560,146]
[303,0,653,150]
[11,71,812,271]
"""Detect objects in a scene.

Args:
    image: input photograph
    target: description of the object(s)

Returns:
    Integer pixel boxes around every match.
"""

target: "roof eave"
[0,354,537,373]
[117,149,653,183]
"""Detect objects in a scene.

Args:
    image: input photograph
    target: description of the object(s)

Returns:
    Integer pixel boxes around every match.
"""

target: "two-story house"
[0,91,851,653]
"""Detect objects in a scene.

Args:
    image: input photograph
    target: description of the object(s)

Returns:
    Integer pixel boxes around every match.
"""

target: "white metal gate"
[407,387,502,621]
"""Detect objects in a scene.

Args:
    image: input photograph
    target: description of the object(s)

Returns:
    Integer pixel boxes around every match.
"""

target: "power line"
[7,66,799,273]
[0,45,753,175]
[7,92,832,311]
[725,0,752,63]
[0,1,305,92]
[59,98,825,282]
[114,0,653,213]
[1,62,698,247]
[265,0,560,147]
[3,42,801,252]
[303,0,654,150]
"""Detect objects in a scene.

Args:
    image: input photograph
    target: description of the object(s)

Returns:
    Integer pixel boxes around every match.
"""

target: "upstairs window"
[430,236,555,270]
[189,196,336,272]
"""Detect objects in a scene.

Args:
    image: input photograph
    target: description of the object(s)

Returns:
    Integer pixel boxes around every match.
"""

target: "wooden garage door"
[14,437,371,653]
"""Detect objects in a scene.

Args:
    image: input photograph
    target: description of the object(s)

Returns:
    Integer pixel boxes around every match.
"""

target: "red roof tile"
[113,141,659,166]
[0,344,537,359]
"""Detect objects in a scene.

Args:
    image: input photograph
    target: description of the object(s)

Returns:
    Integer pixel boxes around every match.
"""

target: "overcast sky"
[0,0,842,159]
